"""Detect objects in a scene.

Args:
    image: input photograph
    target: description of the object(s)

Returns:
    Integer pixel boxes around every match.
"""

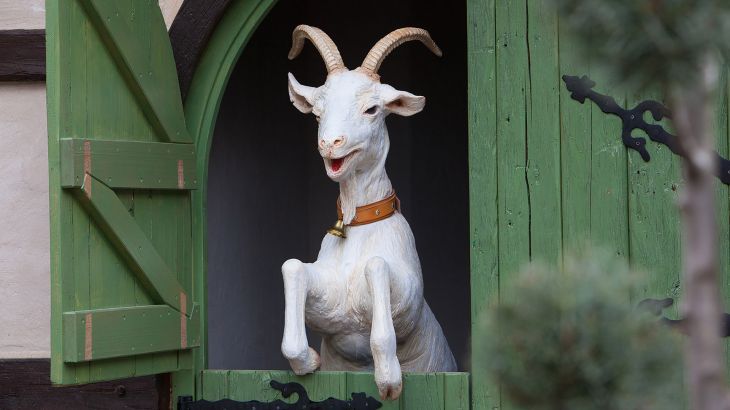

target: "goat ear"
[381,85,426,117]
[288,73,316,114]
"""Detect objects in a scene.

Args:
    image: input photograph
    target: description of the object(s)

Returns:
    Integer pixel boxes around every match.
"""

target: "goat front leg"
[281,259,320,374]
[365,257,402,400]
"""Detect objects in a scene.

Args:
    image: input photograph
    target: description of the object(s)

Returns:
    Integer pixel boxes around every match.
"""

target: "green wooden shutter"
[47,0,199,385]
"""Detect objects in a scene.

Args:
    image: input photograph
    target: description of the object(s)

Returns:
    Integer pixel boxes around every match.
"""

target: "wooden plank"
[133,190,191,376]
[201,370,229,401]
[627,88,683,306]
[495,2,531,408]
[526,0,561,264]
[226,371,347,403]
[0,359,161,409]
[588,67,629,261]
[182,0,277,396]
[558,26,592,251]
[346,372,400,410]
[63,304,200,362]
[79,0,192,143]
[466,0,500,408]
[60,139,198,190]
[496,0,530,298]
[443,372,470,410]
[198,371,470,409]
[0,29,45,81]
[401,373,444,410]
[74,175,192,315]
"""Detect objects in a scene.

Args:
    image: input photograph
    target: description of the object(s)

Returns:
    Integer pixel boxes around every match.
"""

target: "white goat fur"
[281,26,456,401]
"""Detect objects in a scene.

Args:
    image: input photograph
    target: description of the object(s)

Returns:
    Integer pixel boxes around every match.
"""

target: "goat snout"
[319,136,346,149]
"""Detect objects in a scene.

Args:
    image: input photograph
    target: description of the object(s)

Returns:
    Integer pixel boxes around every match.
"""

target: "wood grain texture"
[48,0,195,385]
[200,370,469,410]
[466,0,500,408]
[0,359,161,410]
[627,87,683,306]
[79,0,192,143]
[0,29,45,81]
[495,0,530,307]
[60,138,198,190]
[63,305,200,362]
[526,0,562,265]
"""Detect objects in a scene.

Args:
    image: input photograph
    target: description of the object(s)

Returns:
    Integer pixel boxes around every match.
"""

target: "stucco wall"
[0,0,183,359]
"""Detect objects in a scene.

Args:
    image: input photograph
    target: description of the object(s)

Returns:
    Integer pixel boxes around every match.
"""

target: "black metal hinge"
[177,380,382,410]
[562,74,730,185]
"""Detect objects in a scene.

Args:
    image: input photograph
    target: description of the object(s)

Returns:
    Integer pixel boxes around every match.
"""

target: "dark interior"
[207,0,469,370]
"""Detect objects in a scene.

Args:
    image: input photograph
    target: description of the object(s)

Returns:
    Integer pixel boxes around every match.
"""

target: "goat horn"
[359,27,442,75]
[288,25,346,74]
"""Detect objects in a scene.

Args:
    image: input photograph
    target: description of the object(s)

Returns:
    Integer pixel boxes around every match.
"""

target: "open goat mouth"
[327,150,358,174]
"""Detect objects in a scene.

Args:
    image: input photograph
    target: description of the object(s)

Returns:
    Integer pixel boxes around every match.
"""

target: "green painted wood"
[558,28,592,251]
[588,69,629,262]
[466,0,500,408]
[48,0,196,385]
[226,371,347,404]
[201,370,229,401]
[346,372,400,410]
[443,373,470,410]
[60,139,198,190]
[401,373,444,409]
[73,175,192,315]
[78,0,192,143]
[62,304,200,362]
[496,0,530,305]
[200,371,469,409]
[526,0,562,265]
[626,88,683,306]
[181,0,277,397]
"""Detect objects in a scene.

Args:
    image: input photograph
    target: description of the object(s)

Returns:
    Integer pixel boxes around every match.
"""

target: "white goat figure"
[281,25,457,400]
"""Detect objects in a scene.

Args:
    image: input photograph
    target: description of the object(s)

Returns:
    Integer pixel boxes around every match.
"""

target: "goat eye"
[364,106,378,115]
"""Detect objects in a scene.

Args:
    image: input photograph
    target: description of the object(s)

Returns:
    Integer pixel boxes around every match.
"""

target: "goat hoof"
[288,347,320,375]
[375,358,402,400]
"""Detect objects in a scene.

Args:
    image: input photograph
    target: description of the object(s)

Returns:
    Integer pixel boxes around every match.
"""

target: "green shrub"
[481,253,683,410]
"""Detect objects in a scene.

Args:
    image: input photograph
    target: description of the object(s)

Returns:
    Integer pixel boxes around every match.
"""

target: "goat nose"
[333,136,345,147]
[319,139,327,149]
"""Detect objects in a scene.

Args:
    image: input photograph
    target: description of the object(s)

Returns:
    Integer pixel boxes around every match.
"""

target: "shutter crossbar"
[61,138,197,190]
[63,304,200,363]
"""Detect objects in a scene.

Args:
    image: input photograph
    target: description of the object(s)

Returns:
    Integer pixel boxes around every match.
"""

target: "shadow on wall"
[207,0,468,371]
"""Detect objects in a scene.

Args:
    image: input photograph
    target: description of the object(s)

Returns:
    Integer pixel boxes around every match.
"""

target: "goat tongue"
[331,158,344,172]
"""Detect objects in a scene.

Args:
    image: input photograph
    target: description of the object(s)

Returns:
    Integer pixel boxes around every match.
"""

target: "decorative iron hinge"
[177,380,382,409]
[562,74,730,185]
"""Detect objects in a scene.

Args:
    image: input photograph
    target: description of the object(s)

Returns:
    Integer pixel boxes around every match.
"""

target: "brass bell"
[327,219,346,238]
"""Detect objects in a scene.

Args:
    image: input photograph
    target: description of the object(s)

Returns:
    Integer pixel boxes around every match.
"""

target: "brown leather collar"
[337,191,400,226]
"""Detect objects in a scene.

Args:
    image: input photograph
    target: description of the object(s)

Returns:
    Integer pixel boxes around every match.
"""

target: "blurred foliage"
[553,0,730,88]
[481,252,683,410]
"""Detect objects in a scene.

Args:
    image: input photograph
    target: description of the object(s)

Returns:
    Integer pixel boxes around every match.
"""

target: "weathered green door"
[47,0,199,385]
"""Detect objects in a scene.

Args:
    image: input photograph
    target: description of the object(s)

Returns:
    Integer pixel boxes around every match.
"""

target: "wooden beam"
[0,29,45,81]
[63,305,200,363]
[169,0,232,101]
[0,2,233,87]
[0,359,162,409]
[60,138,198,190]
[74,175,193,315]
